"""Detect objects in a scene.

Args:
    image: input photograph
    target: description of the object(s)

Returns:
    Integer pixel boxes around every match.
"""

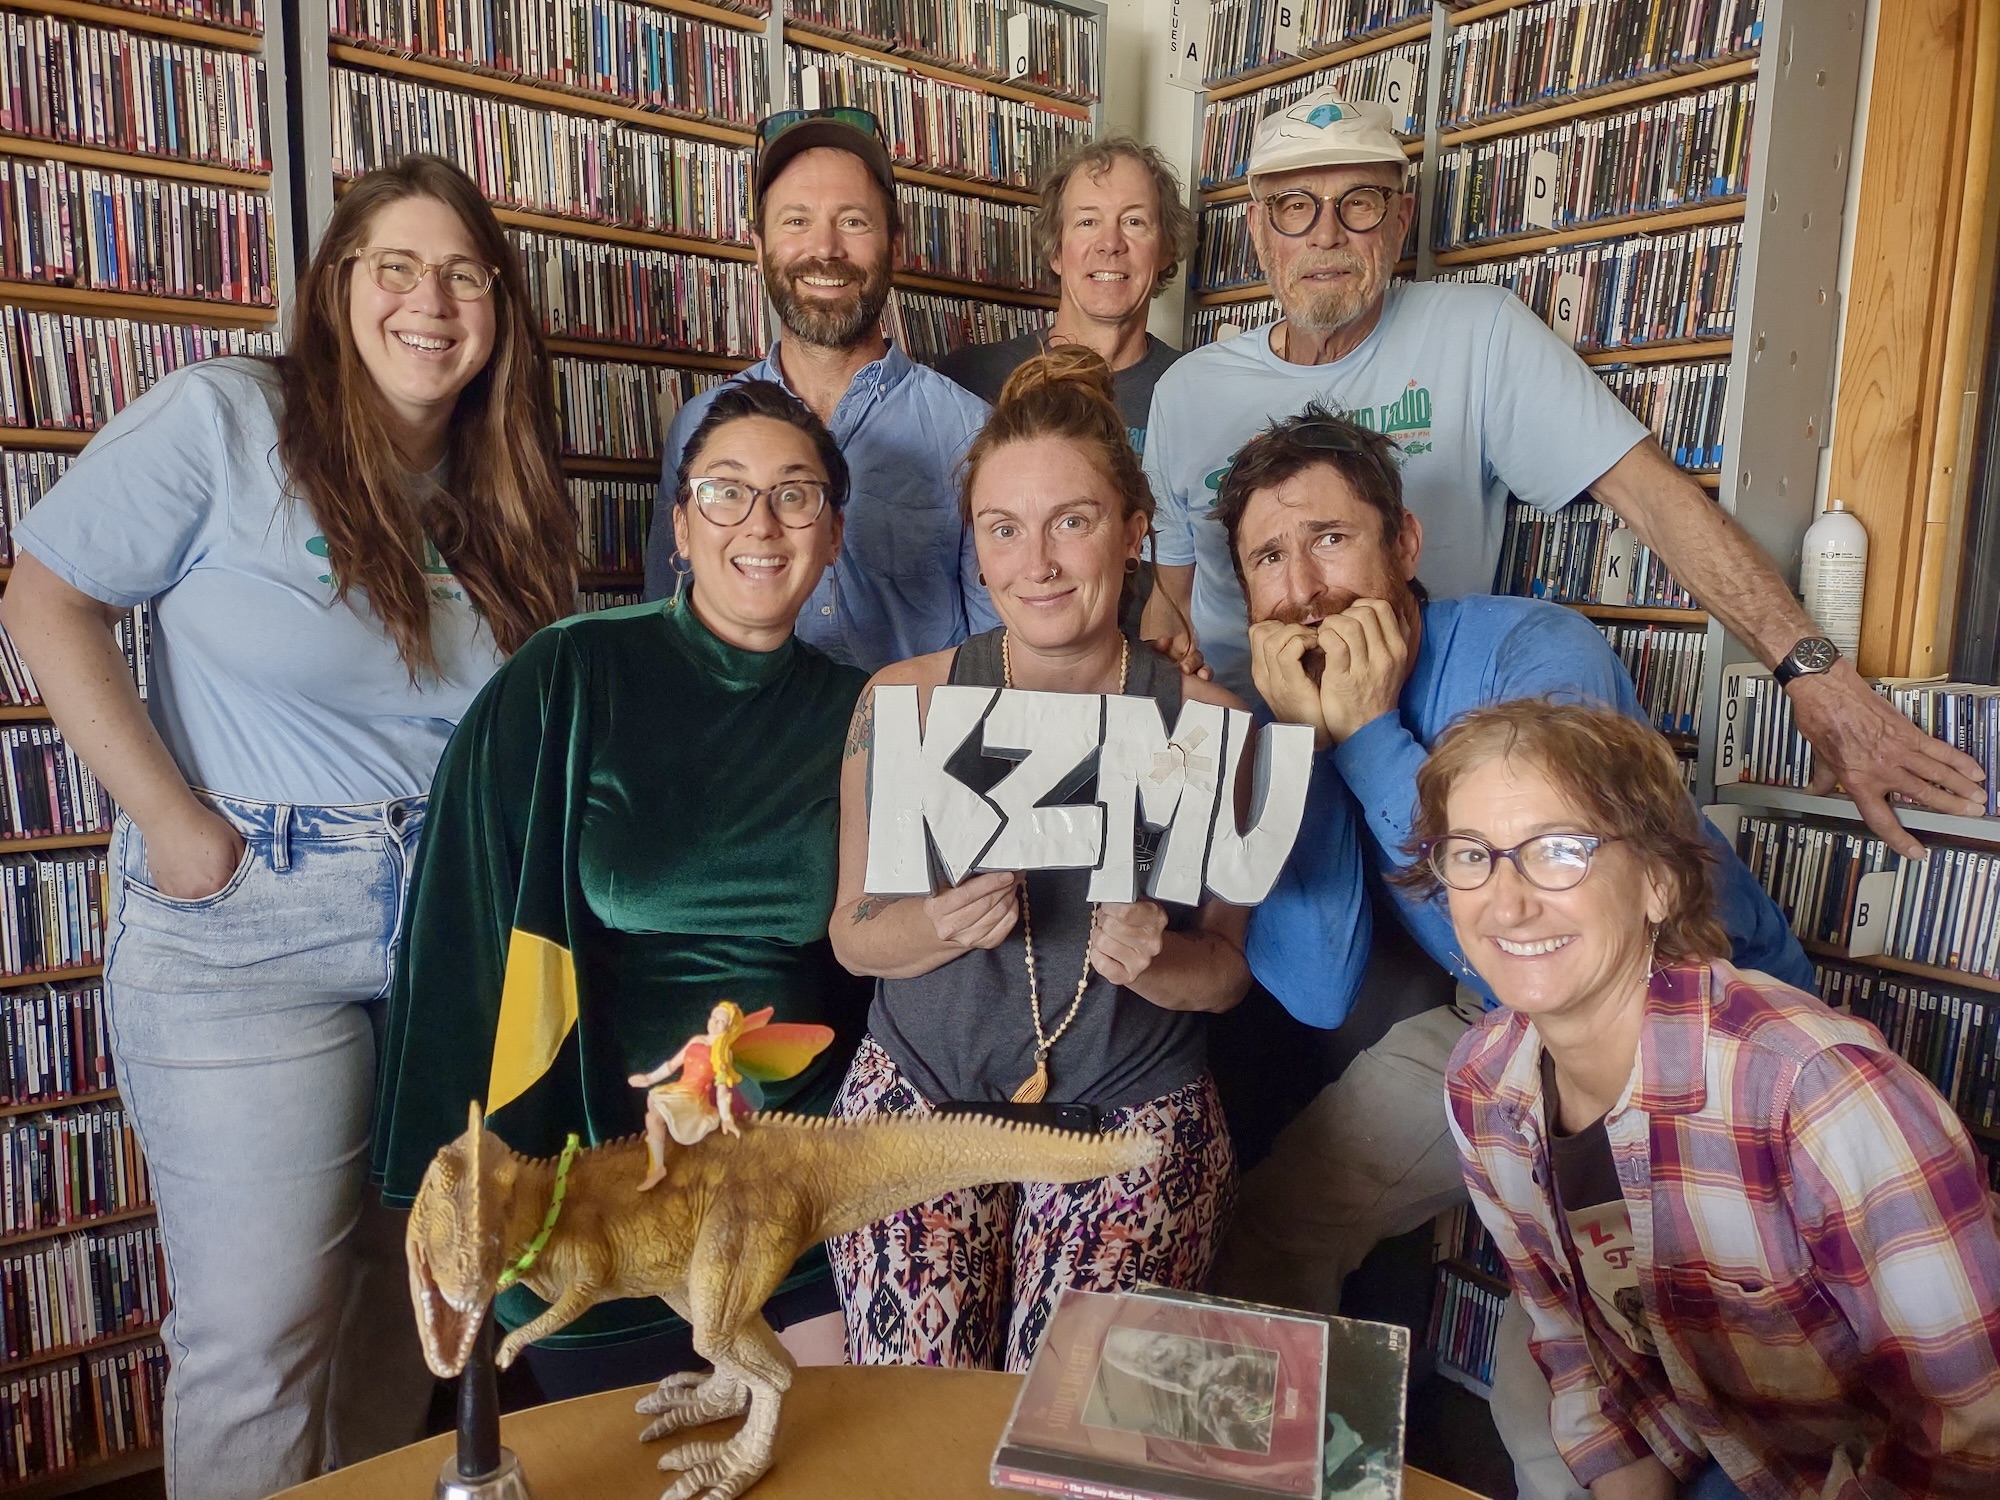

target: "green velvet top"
[372,595,867,1344]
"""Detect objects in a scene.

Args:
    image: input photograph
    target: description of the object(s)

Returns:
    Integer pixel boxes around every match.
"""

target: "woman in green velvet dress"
[371,381,866,1395]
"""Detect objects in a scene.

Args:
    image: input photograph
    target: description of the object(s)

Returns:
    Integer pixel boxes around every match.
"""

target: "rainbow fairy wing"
[730,1023,835,1082]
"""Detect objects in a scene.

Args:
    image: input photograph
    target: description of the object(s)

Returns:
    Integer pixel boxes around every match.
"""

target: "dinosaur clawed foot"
[653,1428,773,1500]
[635,1368,751,1439]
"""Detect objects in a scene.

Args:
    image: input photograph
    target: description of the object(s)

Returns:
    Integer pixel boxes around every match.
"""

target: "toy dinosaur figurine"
[406,1101,1160,1500]
[628,1002,834,1188]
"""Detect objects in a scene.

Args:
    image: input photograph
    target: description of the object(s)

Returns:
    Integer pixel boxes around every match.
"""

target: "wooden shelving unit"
[325,41,760,146]
[782,24,1092,119]
[0,1440,166,1500]
[1803,940,2000,998]
[1437,55,1760,147]
[1580,337,1735,367]
[0,133,270,191]
[0,1207,155,1256]
[1569,603,1709,627]
[0,965,104,993]
[16,0,258,48]
[0,1323,163,1379]
[1431,196,1746,267]
[0,1089,119,1123]
[1204,14,1432,102]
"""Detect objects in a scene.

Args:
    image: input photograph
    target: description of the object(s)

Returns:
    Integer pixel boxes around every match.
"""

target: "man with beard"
[939,136,1192,457]
[1140,86,1985,866]
[643,109,998,671]
[1205,406,1811,1500]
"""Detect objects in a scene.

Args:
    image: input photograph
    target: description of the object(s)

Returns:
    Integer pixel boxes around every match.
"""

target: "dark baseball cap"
[753,108,898,211]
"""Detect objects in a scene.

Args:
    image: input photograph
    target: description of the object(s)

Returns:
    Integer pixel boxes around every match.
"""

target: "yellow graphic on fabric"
[487,929,580,1113]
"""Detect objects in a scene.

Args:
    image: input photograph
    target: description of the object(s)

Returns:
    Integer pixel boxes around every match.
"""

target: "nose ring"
[1042,564,1060,582]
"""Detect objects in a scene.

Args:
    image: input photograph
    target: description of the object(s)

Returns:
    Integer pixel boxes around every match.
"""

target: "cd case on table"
[996,1283,1408,1500]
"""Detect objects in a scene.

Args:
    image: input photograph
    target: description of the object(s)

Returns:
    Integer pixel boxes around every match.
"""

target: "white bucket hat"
[1247,89,1406,180]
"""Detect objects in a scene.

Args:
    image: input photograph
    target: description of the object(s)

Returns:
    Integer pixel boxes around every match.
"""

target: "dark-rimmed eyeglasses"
[348,248,498,300]
[688,477,832,529]
[757,107,886,147]
[1258,185,1399,239]
[1421,833,1616,892]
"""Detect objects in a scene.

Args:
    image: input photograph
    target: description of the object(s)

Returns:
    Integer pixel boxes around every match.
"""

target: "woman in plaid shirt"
[1411,700,2000,1500]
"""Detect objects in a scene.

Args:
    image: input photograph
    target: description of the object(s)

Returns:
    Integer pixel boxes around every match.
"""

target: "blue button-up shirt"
[643,341,1000,673]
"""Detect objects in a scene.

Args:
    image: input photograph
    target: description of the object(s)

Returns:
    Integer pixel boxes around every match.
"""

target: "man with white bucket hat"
[1155,85,1987,1500]
[1140,85,1984,857]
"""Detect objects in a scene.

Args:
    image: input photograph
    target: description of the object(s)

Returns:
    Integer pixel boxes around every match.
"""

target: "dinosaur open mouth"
[408,1239,489,1378]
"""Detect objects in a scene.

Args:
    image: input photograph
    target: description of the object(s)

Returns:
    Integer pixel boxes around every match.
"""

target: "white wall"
[1098,0,1201,344]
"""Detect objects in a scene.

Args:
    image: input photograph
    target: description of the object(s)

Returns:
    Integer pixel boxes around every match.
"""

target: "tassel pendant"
[1011,1053,1050,1104]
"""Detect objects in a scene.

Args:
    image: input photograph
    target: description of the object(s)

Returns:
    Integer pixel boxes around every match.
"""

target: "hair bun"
[993,342,1119,415]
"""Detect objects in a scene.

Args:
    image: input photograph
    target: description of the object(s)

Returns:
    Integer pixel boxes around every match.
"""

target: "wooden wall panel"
[1827,0,1990,676]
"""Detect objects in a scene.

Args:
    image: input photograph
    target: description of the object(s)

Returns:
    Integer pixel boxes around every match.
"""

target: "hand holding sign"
[1090,900,1169,987]
[924,870,1021,951]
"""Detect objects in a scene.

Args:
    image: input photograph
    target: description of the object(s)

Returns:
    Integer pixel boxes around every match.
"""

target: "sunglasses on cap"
[757,108,886,146]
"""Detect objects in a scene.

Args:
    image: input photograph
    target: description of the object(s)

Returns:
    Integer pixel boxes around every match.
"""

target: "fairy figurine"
[629,1001,834,1190]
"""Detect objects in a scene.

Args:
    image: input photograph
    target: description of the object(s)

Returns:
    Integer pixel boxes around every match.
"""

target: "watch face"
[1790,637,1839,674]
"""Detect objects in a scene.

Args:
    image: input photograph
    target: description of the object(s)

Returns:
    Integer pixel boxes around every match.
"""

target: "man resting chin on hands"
[1207,405,1811,1500]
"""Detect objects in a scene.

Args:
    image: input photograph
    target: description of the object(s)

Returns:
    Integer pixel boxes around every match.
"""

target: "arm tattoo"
[850,894,906,924]
[843,691,875,760]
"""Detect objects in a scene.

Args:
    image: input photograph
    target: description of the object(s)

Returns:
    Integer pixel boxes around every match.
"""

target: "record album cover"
[993,1287,1329,1500]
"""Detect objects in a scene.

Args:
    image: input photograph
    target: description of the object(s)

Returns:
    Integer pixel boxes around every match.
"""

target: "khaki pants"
[1212,999,1586,1500]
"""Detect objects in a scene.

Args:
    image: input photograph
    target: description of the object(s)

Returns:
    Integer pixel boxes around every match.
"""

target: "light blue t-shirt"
[1143,281,1650,700]
[643,340,1000,674]
[14,359,505,805]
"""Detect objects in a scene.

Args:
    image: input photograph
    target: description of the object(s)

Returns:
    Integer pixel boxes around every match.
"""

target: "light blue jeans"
[106,793,434,1500]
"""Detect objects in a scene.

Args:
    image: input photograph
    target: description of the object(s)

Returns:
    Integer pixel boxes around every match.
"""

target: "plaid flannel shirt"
[1446,959,2000,1499]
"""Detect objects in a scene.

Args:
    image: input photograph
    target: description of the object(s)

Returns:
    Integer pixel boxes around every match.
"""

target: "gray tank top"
[866,629,1209,1110]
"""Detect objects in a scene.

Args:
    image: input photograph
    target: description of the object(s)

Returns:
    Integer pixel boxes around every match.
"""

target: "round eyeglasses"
[1422,833,1616,892]
[689,477,832,529]
[1258,185,1399,239]
[349,248,498,301]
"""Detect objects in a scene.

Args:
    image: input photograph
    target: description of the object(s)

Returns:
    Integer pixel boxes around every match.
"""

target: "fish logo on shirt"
[1197,383,1438,501]
[305,535,467,603]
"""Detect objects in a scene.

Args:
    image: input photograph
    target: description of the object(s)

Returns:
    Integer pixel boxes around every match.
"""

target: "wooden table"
[277,1365,1488,1499]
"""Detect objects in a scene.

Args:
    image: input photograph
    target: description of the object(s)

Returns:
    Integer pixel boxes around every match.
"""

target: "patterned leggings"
[827,1035,1238,1373]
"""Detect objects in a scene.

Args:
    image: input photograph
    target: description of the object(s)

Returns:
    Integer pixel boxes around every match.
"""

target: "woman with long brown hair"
[0,155,574,1498]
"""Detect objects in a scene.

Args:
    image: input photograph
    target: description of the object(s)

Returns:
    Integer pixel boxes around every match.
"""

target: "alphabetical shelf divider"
[1802,939,2000,997]
[327,42,759,148]
[783,23,1093,120]
[1439,54,1760,148]
[0,133,270,191]
[12,0,260,51]
[1206,15,1433,103]
[0,282,277,330]
[1431,197,1746,266]
[0,1207,156,1256]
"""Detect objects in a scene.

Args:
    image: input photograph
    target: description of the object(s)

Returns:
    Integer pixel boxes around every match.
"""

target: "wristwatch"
[1773,635,1840,687]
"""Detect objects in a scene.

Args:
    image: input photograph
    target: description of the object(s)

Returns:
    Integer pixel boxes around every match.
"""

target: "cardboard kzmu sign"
[863,686,1315,906]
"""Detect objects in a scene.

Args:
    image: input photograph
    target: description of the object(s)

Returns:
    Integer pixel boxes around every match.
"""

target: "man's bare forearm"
[1590,441,1814,668]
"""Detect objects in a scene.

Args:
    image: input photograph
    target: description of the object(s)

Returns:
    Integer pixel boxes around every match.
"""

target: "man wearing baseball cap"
[643,108,999,671]
[1140,85,1982,859]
